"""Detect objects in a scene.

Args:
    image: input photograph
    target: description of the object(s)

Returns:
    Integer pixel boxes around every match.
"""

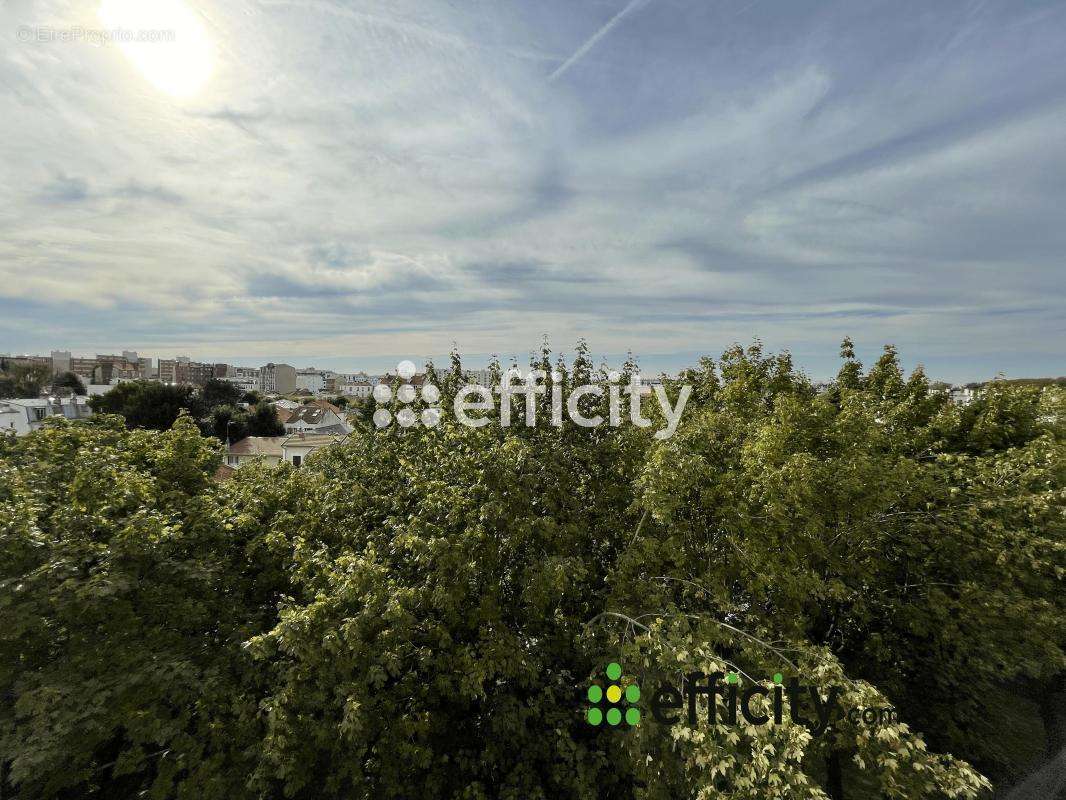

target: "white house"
[0,397,93,436]
[223,367,262,394]
[280,432,347,467]
[281,403,350,435]
[339,379,374,399]
[224,435,286,468]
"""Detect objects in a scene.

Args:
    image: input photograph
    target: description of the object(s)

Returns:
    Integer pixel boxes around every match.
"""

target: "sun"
[98,0,213,98]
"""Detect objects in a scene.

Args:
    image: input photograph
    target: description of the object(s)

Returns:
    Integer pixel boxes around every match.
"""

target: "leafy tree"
[88,380,201,430]
[246,403,285,436]
[202,403,284,442]
[204,403,250,443]
[0,363,50,398]
[0,343,1061,800]
[636,341,1065,794]
[200,379,244,410]
[0,414,287,798]
[51,371,87,395]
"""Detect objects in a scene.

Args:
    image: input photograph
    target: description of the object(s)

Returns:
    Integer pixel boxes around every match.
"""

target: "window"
[291,455,302,467]
[33,408,47,421]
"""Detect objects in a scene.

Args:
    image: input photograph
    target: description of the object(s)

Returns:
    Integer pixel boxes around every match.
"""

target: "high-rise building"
[260,363,297,394]
[51,350,71,376]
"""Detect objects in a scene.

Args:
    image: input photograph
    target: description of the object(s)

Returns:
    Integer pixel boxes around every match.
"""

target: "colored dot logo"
[586,662,640,729]
[373,360,442,429]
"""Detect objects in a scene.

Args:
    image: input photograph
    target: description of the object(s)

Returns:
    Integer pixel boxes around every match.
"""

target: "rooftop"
[282,432,347,448]
[228,436,287,458]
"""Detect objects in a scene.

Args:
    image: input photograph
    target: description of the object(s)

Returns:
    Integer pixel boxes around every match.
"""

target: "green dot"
[587,707,603,725]
[727,672,739,684]
[773,673,783,685]
[606,707,622,726]
[587,685,602,703]
[606,662,622,680]
[626,684,640,703]
[626,707,641,726]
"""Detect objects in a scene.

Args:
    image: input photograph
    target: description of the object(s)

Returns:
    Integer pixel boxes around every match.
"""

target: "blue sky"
[1,0,1064,380]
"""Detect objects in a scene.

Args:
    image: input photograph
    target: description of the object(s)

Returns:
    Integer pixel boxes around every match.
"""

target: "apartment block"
[224,366,262,393]
[261,363,297,394]
[158,358,228,386]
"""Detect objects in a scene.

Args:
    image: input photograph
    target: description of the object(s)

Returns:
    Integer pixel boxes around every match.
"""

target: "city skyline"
[2,341,1060,385]
[1,0,1064,382]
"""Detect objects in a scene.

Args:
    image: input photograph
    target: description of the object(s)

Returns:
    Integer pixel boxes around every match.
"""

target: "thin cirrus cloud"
[0,0,1063,380]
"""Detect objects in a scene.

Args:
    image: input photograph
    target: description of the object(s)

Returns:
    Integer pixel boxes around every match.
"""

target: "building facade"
[295,368,326,394]
[225,432,346,470]
[158,359,227,386]
[0,397,93,436]
[261,363,297,395]
[224,366,262,394]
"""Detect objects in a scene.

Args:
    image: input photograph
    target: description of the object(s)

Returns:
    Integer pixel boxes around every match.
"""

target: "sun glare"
[98,0,213,98]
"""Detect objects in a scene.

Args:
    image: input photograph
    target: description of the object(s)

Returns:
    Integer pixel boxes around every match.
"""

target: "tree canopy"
[1,341,1062,800]
[87,380,284,441]
[51,371,87,396]
[88,380,200,430]
[0,362,50,399]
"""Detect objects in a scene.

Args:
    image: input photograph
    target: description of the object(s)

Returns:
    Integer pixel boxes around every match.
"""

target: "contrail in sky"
[548,0,654,82]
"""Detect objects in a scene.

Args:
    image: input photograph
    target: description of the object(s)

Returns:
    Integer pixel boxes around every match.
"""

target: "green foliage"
[88,380,201,430]
[200,378,244,410]
[0,414,283,798]
[246,403,285,437]
[636,342,1065,790]
[0,362,51,398]
[0,343,1062,799]
[52,371,87,395]
[202,403,284,442]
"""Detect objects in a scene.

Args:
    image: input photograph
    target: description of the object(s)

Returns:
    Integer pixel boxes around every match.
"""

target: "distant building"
[0,397,92,436]
[5,351,153,382]
[157,359,178,384]
[121,351,154,378]
[261,363,297,394]
[225,432,346,469]
[465,368,495,387]
[69,357,102,380]
[158,359,225,386]
[94,354,143,384]
[296,368,326,394]
[0,354,53,374]
[223,366,262,394]
[339,379,374,399]
[51,350,71,375]
[949,386,981,406]
[281,404,350,435]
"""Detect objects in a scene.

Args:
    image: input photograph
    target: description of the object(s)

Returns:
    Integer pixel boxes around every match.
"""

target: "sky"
[0,0,1064,381]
